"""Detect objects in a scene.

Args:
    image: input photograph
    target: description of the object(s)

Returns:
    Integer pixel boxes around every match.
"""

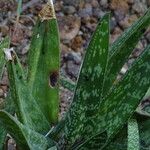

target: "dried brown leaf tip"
[39,2,56,22]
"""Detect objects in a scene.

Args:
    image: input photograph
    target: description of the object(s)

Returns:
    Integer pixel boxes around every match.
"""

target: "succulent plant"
[0,1,150,150]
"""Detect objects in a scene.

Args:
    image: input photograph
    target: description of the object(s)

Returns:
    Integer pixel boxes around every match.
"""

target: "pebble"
[110,27,122,44]
[132,1,147,14]
[111,0,129,14]
[17,39,29,55]
[127,0,134,5]
[78,3,93,17]
[63,0,81,6]
[71,35,83,52]
[100,0,108,8]
[110,17,117,32]
[64,52,82,65]
[66,61,80,78]
[59,16,81,41]
[91,0,99,8]
[93,8,105,18]
[114,9,125,22]
[63,5,76,14]
[119,15,138,29]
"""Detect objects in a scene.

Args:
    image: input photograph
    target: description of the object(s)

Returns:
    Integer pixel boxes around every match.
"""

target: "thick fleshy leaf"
[0,37,10,150]
[27,19,45,87]
[60,76,76,92]
[0,127,6,150]
[138,118,150,149]
[127,118,139,150]
[6,50,50,134]
[0,111,54,150]
[64,13,110,146]
[77,45,150,149]
[103,8,150,96]
[0,37,10,78]
[28,2,60,124]
[48,146,57,150]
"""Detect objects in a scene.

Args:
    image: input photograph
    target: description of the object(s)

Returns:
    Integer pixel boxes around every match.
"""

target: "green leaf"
[48,146,57,150]
[27,19,45,87]
[79,45,150,149]
[128,118,139,150]
[64,13,110,146]
[0,37,10,150]
[0,110,54,150]
[27,3,60,124]
[17,0,22,19]
[6,51,50,134]
[103,8,150,96]
[0,37,10,79]
[138,118,150,149]
[143,87,150,100]
[60,76,75,92]
[0,126,6,150]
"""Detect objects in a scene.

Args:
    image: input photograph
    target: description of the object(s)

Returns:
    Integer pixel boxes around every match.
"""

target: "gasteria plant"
[0,1,150,150]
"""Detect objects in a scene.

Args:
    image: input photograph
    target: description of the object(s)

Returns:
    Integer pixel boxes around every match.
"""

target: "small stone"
[110,27,122,44]
[119,15,138,29]
[64,52,82,65]
[114,9,125,22]
[55,1,63,12]
[110,17,117,32]
[63,5,76,14]
[91,0,99,8]
[59,16,81,41]
[78,3,93,17]
[63,0,81,6]
[132,2,147,14]
[17,39,29,55]
[100,0,108,8]
[60,44,70,53]
[127,0,134,5]
[93,8,105,18]
[66,61,80,79]
[71,35,83,52]
[111,0,129,14]
[132,42,144,58]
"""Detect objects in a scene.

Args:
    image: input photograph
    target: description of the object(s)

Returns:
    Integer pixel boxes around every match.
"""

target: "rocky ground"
[0,0,150,149]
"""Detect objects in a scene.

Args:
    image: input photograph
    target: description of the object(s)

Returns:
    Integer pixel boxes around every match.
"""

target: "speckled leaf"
[0,37,10,150]
[60,76,75,92]
[0,110,53,150]
[28,3,60,124]
[48,146,57,150]
[64,13,110,146]
[128,118,139,150]
[6,51,50,134]
[138,117,150,149]
[27,19,45,87]
[0,127,6,150]
[79,45,150,149]
[0,37,10,78]
[103,8,150,96]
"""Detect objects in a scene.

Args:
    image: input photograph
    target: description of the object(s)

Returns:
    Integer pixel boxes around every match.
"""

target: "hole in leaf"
[49,71,59,88]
